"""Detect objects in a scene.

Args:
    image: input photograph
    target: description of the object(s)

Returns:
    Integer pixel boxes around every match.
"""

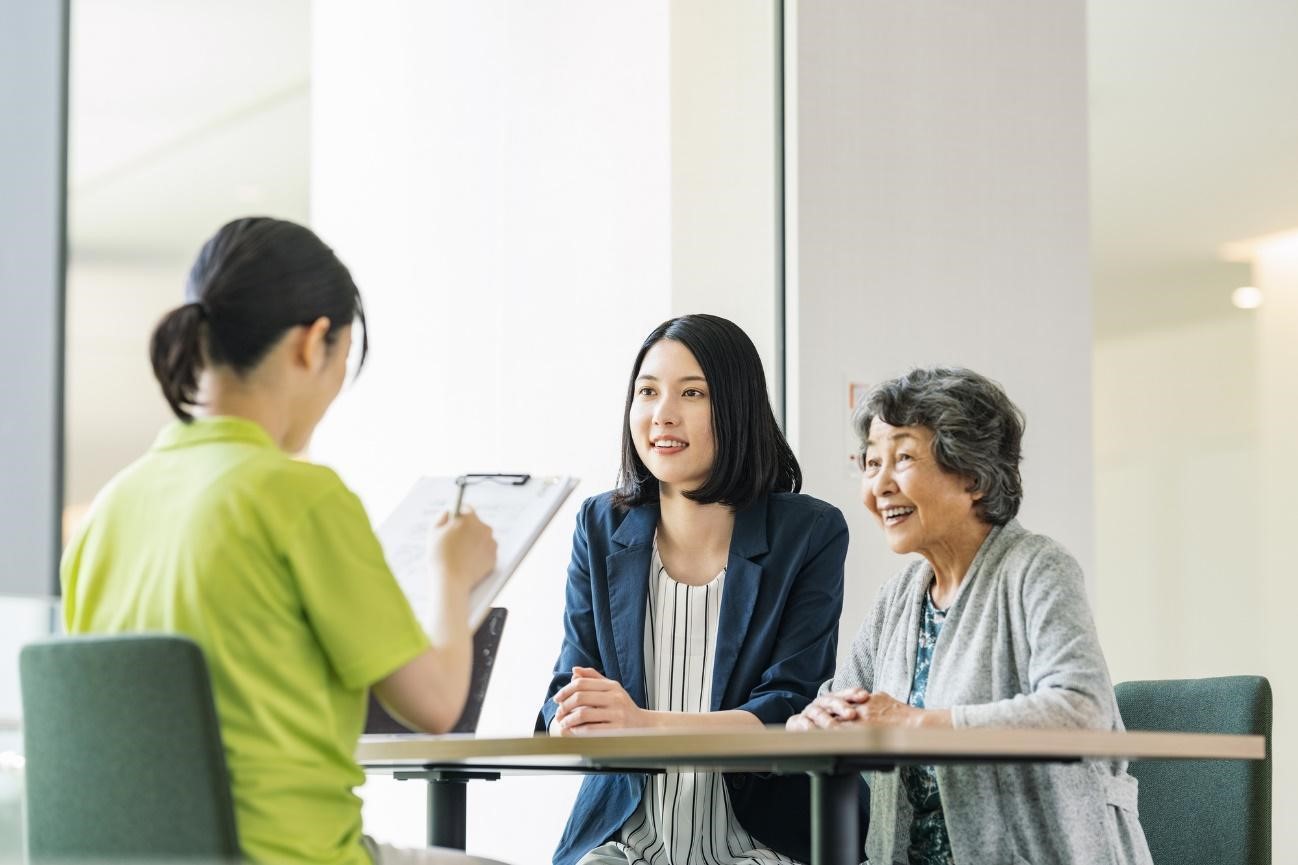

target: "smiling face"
[629,338,716,497]
[860,418,985,561]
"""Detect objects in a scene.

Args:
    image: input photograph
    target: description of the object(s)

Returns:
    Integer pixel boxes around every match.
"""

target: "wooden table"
[358,726,1264,865]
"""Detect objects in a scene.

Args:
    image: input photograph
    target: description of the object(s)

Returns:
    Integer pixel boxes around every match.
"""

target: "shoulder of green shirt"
[248,458,370,533]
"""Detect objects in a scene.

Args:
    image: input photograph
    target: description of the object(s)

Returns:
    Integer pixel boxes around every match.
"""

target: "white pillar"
[786,0,1093,650]
[309,3,670,860]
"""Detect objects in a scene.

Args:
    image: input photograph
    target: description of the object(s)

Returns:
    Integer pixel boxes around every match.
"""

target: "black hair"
[149,217,367,422]
[612,314,800,511]
[854,366,1025,525]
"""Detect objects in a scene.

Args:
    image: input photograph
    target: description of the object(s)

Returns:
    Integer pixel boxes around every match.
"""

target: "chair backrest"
[19,635,240,862]
[1114,676,1271,865]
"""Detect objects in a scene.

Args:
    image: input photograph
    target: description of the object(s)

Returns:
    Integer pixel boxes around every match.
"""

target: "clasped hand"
[550,666,648,736]
[786,688,944,731]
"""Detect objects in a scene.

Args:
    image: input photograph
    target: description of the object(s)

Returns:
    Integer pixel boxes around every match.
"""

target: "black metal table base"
[811,769,862,865]
[395,769,501,850]
[400,764,867,863]
[427,778,468,849]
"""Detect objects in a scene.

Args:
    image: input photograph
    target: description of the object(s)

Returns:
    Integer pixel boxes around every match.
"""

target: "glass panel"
[63,0,312,523]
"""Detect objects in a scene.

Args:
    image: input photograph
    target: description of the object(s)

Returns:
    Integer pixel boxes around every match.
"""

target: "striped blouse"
[579,544,796,865]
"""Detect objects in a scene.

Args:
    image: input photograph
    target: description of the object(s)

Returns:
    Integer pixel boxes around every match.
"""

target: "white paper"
[376,475,577,629]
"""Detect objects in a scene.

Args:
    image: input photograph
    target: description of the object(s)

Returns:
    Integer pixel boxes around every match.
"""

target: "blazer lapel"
[711,496,769,711]
[605,504,657,707]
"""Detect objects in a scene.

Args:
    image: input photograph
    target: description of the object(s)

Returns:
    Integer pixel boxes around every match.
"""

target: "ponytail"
[149,302,207,422]
[154,218,367,423]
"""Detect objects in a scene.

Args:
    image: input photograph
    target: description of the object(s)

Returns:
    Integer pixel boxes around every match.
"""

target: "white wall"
[787,1,1094,657]
[310,3,671,859]
[1093,299,1290,851]
[1093,315,1263,682]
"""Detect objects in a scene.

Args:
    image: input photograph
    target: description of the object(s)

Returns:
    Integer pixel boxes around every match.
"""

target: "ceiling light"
[1232,286,1263,310]
[1221,229,1298,263]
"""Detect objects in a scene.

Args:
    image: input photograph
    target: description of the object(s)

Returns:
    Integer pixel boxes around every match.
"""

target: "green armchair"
[1115,676,1271,865]
[19,634,241,862]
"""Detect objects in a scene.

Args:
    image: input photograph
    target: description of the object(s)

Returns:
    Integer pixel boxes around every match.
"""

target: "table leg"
[810,769,860,865]
[395,769,498,850]
[427,777,468,850]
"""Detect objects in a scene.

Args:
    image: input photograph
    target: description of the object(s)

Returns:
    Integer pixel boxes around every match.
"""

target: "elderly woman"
[788,367,1151,865]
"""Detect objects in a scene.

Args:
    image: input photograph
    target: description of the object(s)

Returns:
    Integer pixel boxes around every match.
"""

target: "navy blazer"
[537,491,866,865]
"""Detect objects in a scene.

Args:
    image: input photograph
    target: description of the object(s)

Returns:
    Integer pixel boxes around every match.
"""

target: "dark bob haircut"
[613,314,800,511]
[854,366,1025,526]
[149,217,367,422]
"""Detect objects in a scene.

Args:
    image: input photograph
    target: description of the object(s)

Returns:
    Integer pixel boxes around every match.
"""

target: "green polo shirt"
[62,416,430,865]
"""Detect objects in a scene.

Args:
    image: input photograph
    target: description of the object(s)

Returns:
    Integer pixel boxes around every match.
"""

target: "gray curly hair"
[853,366,1025,526]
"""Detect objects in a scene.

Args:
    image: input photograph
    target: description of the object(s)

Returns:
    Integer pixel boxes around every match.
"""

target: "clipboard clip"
[455,473,531,487]
[452,473,531,517]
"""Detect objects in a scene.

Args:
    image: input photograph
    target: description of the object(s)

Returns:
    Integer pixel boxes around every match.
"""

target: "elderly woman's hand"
[787,689,953,730]
[851,691,952,728]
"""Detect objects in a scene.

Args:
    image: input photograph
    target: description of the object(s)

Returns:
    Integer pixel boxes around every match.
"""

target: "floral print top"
[901,589,955,865]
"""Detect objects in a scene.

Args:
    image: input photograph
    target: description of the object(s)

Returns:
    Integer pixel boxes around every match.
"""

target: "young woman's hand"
[550,666,649,735]
[428,507,497,593]
[786,688,870,730]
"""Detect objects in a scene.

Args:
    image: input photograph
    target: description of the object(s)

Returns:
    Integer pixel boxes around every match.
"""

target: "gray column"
[0,0,69,597]
[786,0,1093,641]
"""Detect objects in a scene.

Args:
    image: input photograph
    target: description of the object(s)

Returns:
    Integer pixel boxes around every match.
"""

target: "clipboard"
[376,474,578,629]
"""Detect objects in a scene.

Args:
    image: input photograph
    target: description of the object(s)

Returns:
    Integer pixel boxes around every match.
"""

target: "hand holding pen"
[428,507,497,593]
[431,474,525,592]
[451,479,469,518]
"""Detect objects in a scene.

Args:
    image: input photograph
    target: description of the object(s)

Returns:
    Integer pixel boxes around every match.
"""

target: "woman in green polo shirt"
[62,217,511,865]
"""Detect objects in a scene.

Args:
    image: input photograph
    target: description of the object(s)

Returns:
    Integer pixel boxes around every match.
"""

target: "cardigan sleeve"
[824,577,892,695]
[951,541,1114,730]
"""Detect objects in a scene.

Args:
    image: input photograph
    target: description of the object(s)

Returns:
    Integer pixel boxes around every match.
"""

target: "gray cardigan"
[829,520,1152,865]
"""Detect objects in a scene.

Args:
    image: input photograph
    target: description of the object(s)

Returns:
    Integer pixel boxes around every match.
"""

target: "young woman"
[61,218,510,865]
[538,314,861,865]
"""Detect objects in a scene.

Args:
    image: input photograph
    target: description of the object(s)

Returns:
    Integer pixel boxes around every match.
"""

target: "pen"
[451,478,468,518]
